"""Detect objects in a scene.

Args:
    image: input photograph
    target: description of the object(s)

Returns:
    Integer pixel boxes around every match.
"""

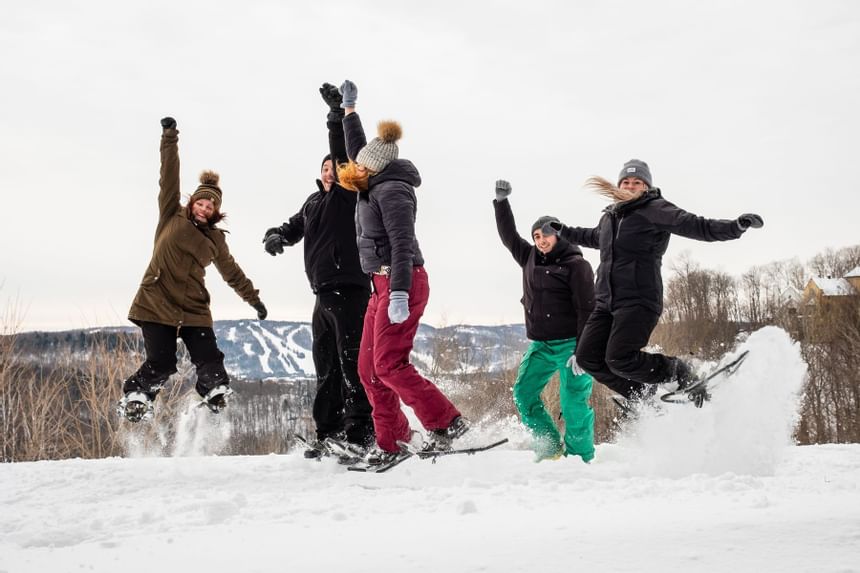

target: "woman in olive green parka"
[120,117,267,422]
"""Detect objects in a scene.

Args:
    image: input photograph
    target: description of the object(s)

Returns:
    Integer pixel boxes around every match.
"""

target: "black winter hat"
[617,159,653,188]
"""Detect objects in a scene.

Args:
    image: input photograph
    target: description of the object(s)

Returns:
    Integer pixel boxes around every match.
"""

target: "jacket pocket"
[140,265,160,286]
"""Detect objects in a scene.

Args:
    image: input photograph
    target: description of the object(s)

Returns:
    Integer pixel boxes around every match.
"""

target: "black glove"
[161,117,176,130]
[263,233,284,256]
[320,83,343,111]
[253,302,268,321]
[737,213,764,230]
[320,82,345,122]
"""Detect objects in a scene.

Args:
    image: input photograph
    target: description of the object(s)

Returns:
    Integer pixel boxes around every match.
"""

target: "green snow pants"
[513,338,595,462]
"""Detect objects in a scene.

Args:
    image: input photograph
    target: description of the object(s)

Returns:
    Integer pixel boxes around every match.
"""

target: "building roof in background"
[810,277,855,296]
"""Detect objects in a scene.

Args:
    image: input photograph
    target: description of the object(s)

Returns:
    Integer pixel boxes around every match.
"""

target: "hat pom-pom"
[377,121,402,143]
[199,170,220,186]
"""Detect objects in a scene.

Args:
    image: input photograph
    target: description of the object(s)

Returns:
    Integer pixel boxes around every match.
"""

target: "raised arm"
[157,117,181,224]
[319,83,348,168]
[338,80,366,161]
[492,180,531,267]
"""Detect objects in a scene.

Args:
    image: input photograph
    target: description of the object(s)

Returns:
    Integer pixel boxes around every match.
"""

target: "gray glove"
[566,354,586,376]
[339,79,358,108]
[495,179,512,202]
[736,213,764,231]
[388,290,409,324]
[540,222,560,237]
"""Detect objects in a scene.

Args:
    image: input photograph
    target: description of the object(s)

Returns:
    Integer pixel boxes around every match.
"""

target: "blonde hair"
[336,160,370,192]
[585,176,645,203]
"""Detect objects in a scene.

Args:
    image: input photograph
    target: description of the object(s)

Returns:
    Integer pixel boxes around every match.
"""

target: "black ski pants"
[311,286,374,446]
[575,305,674,399]
[123,321,229,399]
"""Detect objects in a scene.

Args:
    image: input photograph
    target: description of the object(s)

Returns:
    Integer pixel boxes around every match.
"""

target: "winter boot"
[533,436,564,463]
[364,445,410,468]
[323,434,369,465]
[302,439,329,460]
[424,415,470,452]
[669,359,708,408]
[201,385,233,413]
[117,391,154,423]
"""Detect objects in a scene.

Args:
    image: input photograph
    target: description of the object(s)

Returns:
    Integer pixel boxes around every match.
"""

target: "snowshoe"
[661,350,750,407]
[347,446,413,473]
[199,385,233,413]
[424,415,470,452]
[323,436,369,465]
[116,391,154,423]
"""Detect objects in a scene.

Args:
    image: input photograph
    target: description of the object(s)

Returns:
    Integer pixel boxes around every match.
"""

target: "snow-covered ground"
[2,327,859,572]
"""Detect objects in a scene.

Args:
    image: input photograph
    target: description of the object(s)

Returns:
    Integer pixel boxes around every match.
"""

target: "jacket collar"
[605,188,662,215]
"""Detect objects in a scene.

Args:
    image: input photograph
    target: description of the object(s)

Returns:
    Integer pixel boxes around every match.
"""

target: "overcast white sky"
[2,0,858,332]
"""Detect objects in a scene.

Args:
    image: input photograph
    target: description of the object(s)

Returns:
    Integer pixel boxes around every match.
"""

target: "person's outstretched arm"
[493,180,531,267]
[320,82,348,168]
[157,117,180,229]
[339,80,366,161]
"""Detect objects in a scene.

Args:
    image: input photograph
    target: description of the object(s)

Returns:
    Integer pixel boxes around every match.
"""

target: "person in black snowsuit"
[263,83,374,454]
[551,159,764,407]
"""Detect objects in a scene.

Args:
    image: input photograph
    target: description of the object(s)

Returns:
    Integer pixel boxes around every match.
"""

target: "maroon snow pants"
[358,266,461,452]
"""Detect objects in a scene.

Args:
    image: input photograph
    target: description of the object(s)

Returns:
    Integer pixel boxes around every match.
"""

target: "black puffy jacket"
[268,118,369,294]
[559,189,744,313]
[494,199,595,341]
[344,113,425,292]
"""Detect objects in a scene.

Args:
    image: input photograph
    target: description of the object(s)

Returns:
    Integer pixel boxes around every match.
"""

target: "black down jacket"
[558,189,744,314]
[494,198,595,341]
[344,112,424,292]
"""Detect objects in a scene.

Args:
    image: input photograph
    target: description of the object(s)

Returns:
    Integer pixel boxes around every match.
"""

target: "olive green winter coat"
[128,128,260,328]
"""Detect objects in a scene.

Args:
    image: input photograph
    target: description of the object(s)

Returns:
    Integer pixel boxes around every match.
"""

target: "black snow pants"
[311,286,374,446]
[123,321,229,399]
[575,306,676,399]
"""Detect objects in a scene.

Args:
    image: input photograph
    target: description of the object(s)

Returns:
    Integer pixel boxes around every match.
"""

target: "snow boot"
[200,385,233,413]
[323,434,369,465]
[117,391,154,423]
[365,445,410,467]
[424,415,470,452]
[669,360,708,408]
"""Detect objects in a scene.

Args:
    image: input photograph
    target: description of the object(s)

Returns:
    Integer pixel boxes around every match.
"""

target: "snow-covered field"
[2,328,859,572]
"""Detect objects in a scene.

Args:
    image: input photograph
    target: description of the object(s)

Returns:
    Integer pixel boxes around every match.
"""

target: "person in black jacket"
[494,179,596,462]
[551,159,763,407]
[336,79,467,467]
[262,83,374,455]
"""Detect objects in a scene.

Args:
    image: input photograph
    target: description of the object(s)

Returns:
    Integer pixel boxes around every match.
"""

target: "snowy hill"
[217,320,528,380]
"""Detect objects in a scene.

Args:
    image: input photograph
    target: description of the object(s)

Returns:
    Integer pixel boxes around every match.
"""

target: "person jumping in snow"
[549,159,763,408]
[493,180,596,462]
[336,79,468,466]
[119,117,267,422]
[262,83,375,457]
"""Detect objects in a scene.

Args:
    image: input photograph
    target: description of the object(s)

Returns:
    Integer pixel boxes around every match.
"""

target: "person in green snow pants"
[493,179,597,462]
